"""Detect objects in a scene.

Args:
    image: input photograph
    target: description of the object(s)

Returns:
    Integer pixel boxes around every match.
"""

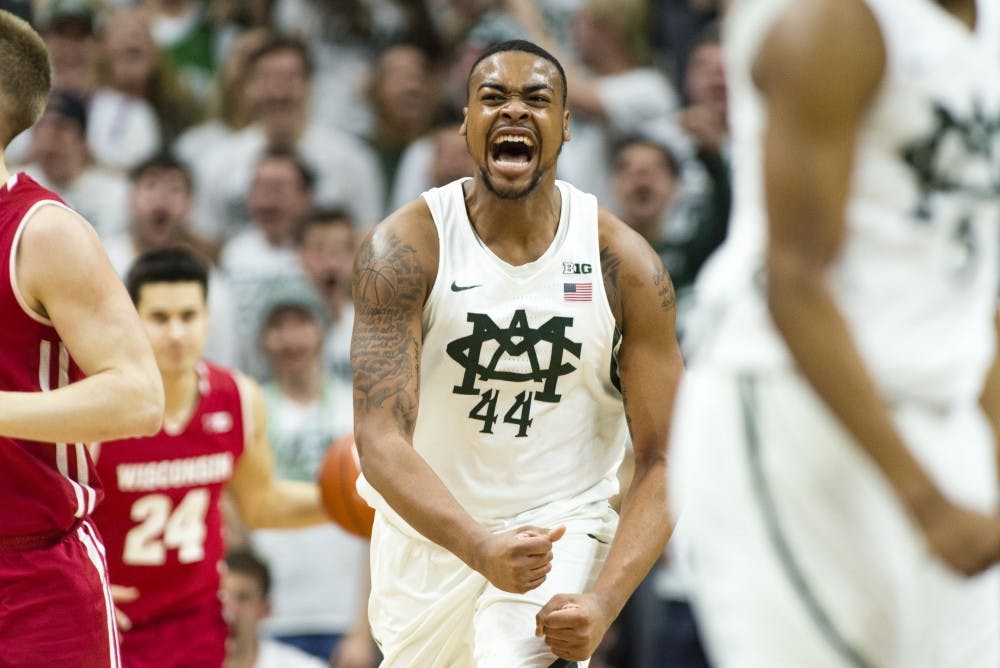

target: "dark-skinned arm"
[352,202,564,594]
[978,311,1000,492]
[536,212,684,661]
[759,0,1000,576]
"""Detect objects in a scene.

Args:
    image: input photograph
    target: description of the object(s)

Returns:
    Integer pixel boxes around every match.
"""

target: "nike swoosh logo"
[450,281,481,292]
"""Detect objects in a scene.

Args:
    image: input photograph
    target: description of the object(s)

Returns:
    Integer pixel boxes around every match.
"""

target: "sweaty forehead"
[470,51,562,93]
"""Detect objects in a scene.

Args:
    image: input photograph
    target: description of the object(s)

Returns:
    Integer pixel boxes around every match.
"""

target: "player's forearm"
[358,430,489,566]
[243,480,327,529]
[587,456,670,620]
[768,263,941,511]
[0,369,163,443]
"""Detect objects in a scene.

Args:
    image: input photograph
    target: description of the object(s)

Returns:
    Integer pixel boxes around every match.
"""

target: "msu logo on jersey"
[901,98,1000,281]
[902,98,1000,220]
[445,309,581,437]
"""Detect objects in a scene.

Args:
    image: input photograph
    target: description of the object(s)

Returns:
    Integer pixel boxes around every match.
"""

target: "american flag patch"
[564,283,592,302]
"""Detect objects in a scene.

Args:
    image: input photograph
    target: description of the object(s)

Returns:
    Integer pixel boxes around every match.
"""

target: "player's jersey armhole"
[233,371,255,457]
[420,181,456,318]
[9,199,81,327]
[580,192,618,331]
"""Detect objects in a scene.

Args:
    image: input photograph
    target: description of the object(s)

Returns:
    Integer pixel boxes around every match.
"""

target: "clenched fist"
[535,592,613,662]
[471,525,565,593]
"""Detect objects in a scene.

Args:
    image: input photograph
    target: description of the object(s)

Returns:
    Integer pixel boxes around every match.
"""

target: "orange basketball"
[318,433,374,539]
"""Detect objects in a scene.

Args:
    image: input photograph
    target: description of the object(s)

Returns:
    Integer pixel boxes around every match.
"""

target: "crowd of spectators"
[5,1,729,666]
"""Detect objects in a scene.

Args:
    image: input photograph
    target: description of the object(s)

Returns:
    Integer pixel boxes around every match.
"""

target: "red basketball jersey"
[91,361,247,628]
[0,173,101,538]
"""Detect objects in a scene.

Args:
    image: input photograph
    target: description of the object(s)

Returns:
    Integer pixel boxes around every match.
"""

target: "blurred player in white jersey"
[670,0,1000,666]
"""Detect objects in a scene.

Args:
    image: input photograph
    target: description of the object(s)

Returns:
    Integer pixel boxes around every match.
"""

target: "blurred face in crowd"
[613,141,679,237]
[430,124,475,187]
[245,47,310,138]
[247,157,312,245]
[462,50,569,199]
[570,6,618,69]
[219,28,271,128]
[221,569,268,663]
[136,282,209,379]
[686,41,727,118]
[31,110,88,185]
[101,9,158,97]
[374,44,438,136]
[298,220,354,315]
[129,167,192,250]
[260,307,325,380]
[44,21,97,97]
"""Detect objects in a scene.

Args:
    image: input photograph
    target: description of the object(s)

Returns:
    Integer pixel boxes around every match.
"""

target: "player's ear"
[563,109,571,142]
[459,108,468,136]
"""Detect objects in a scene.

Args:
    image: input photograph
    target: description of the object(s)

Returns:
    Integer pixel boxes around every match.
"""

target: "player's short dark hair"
[128,153,193,193]
[225,549,271,598]
[125,246,210,304]
[466,39,567,105]
[612,135,681,177]
[293,207,355,246]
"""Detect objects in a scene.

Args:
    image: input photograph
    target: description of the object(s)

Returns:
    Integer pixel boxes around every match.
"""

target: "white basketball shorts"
[368,502,617,667]
[669,366,1000,668]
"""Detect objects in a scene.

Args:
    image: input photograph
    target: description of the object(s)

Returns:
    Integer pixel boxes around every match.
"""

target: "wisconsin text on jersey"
[116,453,235,492]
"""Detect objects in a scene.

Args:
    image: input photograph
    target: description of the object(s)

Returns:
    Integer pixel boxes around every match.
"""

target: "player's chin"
[483,172,540,200]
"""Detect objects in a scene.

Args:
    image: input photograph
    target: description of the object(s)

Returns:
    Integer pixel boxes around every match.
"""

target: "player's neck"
[464,177,563,265]
[161,368,200,431]
[222,642,258,668]
[0,152,9,186]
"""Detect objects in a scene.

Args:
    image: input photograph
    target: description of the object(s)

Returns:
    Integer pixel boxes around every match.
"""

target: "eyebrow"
[477,82,555,95]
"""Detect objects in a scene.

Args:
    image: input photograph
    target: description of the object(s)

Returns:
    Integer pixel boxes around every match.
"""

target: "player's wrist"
[460,524,494,575]
[584,588,622,627]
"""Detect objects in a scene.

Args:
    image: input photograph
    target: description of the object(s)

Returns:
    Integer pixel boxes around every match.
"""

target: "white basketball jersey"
[358,179,626,529]
[690,0,1000,405]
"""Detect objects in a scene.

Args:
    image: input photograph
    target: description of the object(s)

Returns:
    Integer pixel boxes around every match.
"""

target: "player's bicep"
[18,206,152,378]
[612,238,684,467]
[351,226,428,446]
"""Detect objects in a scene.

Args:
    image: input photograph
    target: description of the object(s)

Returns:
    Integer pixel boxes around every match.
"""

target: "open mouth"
[149,210,171,230]
[489,133,536,174]
[631,185,654,204]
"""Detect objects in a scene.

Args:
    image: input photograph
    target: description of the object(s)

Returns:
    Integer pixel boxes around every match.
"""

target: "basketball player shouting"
[351,39,684,666]
[0,12,163,666]
[91,247,329,668]
[671,0,1000,666]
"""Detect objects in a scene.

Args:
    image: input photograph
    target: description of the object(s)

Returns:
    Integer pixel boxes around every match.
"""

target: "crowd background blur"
[6,1,730,665]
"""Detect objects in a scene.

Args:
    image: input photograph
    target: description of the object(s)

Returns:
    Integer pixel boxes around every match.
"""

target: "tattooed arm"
[536,209,684,661]
[352,202,563,594]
